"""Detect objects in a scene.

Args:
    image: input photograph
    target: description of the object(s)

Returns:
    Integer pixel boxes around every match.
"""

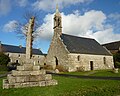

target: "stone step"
[3,79,58,89]
[17,65,40,71]
[7,74,52,84]
[12,70,46,76]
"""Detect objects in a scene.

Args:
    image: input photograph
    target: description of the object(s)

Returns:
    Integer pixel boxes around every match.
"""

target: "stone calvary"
[3,16,58,89]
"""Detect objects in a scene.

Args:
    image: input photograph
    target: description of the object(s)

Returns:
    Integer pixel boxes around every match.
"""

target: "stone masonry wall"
[5,52,45,65]
[46,34,69,69]
[46,33,114,72]
[68,53,114,72]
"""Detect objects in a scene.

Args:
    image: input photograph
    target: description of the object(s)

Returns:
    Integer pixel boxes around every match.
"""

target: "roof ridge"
[2,44,25,48]
[62,33,94,40]
[102,40,120,45]
[1,44,43,55]
[2,44,39,50]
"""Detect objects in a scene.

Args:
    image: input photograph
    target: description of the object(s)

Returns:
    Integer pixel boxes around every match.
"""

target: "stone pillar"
[26,16,35,63]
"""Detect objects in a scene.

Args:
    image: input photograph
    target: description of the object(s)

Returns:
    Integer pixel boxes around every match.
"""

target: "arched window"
[18,54,20,58]
[16,60,19,63]
[38,61,39,64]
[55,56,58,65]
[103,57,106,65]
[77,55,80,61]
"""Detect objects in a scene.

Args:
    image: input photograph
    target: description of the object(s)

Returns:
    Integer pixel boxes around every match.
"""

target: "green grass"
[63,69,120,77]
[0,65,8,71]
[90,69,120,77]
[0,69,120,96]
[0,75,120,96]
[0,71,8,74]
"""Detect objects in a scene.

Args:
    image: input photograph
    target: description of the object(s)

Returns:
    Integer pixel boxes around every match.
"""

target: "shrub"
[0,52,10,65]
[114,62,120,68]
[77,66,85,72]
[0,65,8,71]
[43,65,53,70]
[113,52,120,62]
[56,65,68,72]
[113,51,120,68]
[7,62,20,71]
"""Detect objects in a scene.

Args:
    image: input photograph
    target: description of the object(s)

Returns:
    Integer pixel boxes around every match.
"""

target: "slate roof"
[60,34,111,56]
[102,41,120,50]
[0,44,43,55]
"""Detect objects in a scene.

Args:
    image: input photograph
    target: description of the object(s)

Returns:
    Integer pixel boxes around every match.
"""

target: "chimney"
[19,45,22,48]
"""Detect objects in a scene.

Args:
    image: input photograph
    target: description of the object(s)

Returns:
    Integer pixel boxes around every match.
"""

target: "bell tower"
[53,4,62,36]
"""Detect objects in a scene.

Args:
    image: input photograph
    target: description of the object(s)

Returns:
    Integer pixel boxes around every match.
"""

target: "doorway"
[90,61,93,70]
[54,56,58,66]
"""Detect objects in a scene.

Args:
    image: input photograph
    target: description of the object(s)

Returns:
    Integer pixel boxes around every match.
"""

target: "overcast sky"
[0,0,120,53]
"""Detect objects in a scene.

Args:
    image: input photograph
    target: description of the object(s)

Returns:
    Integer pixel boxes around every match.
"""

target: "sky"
[0,0,120,53]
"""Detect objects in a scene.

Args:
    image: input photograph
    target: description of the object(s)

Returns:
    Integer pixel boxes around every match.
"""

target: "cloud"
[37,10,120,44]
[32,0,93,11]
[0,0,29,16]
[108,13,120,24]
[3,20,18,32]
[108,13,120,34]
[92,28,120,44]
[15,0,28,7]
[36,14,54,40]
[0,0,11,16]
[109,13,120,20]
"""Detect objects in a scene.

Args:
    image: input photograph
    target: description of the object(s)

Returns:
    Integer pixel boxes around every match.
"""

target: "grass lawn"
[63,69,120,77]
[0,71,8,75]
[90,69,120,77]
[0,72,120,96]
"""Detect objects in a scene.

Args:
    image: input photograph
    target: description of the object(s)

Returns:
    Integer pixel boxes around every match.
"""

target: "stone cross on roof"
[56,4,59,13]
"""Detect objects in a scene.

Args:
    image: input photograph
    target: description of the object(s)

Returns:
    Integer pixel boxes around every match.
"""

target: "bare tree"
[14,11,43,60]
[15,10,42,42]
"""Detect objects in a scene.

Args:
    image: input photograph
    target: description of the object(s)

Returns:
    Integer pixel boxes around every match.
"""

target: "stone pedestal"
[3,64,58,89]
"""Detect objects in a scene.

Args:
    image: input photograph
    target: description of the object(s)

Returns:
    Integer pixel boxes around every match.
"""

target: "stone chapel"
[45,6,114,72]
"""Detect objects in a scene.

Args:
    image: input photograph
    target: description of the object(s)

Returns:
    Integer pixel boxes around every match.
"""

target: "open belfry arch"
[3,15,58,89]
[53,4,62,35]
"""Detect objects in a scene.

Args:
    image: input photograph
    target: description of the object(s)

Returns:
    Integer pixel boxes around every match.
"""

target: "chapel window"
[77,55,80,61]
[18,54,20,58]
[103,57,106,65]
